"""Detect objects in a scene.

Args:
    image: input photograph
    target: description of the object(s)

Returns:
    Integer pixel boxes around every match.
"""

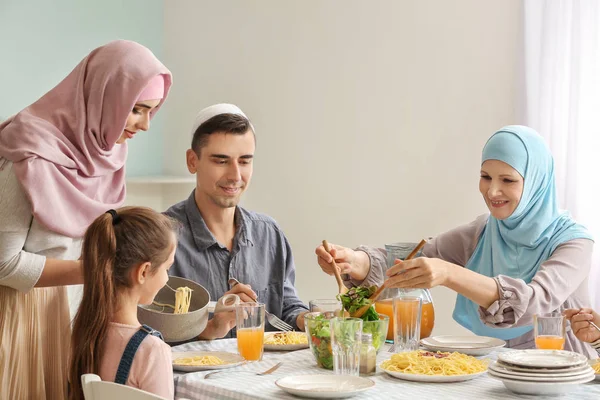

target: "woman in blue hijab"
[316,125,595,356]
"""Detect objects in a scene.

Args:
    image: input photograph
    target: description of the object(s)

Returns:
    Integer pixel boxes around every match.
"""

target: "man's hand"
[296,312,308,331]
[226,281,258,303]
[198,281,259,340]
[198,311,236,340]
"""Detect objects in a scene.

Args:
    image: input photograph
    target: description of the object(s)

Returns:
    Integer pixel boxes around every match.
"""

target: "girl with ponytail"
[69,207,178,400]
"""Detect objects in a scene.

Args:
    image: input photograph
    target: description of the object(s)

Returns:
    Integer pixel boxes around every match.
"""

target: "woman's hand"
[315,243,370,281]
[564,308,600,343]
[385,257,450,289]
[385,258,498,308]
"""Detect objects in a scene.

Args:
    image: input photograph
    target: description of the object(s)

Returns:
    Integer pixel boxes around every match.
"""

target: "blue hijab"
[452,125,593,340]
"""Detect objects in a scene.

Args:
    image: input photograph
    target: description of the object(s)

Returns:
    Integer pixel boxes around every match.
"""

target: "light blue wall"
[0,0,165,176]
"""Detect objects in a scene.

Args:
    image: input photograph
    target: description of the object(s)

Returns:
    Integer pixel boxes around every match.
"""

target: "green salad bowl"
[362,314,389,353]
[305,312,335,370]
[305,311,389,370]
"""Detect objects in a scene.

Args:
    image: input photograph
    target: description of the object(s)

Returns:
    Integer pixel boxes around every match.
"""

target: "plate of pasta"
[264,331,309,351]
[380,350,489,383]
[172,351,245,372]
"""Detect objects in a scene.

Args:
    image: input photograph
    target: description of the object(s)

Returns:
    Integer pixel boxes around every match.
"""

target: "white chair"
[81,374,168,400]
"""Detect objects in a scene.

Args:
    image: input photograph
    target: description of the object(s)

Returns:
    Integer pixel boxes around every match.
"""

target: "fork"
[228,278,293,331]
[265,310,293,332]
[204,361,283,379]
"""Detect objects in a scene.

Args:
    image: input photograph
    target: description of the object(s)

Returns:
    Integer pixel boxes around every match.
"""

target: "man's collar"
[184,190,254,251]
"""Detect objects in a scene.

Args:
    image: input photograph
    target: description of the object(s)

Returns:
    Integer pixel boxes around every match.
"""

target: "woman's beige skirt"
[0,285,71,399]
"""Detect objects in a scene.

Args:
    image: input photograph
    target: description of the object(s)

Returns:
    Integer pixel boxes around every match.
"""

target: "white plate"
[488,368,595,382]
[495,359,587,373]
[263,332,309,351]
[490,361,590,378]
[497,350,588,368]
[381,367,487,383]
[493,374,595,396]
[589,360,600,381]
[420,335,506,356]
[172,351,245,372]
[275,375,375,399]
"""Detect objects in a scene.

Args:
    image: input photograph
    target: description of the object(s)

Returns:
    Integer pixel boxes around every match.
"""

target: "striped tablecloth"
[173,339,600,400]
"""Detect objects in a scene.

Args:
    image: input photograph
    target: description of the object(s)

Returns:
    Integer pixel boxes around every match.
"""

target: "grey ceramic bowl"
[138,276,210,343]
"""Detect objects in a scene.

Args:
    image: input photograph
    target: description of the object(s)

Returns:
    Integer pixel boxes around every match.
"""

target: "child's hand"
[565,308,600,343]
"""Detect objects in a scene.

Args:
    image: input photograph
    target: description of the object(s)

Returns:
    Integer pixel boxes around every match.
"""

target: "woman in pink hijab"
[0,40,172,399]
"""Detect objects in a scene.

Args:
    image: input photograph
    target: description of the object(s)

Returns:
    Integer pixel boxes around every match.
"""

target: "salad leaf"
[337,286,379,321]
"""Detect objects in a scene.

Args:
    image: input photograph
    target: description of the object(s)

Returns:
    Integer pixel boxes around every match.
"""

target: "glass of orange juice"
[235,303,265,361]
[534,313,566,350]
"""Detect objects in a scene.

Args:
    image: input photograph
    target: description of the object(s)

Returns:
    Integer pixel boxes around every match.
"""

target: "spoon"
[322,240,349,294]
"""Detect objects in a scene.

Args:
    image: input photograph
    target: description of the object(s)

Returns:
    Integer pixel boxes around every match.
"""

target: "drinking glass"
[236,303,265,361]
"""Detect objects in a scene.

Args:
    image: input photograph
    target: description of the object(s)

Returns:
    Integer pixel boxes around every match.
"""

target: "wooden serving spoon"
[351,239,427,318]
[322,240,349,295]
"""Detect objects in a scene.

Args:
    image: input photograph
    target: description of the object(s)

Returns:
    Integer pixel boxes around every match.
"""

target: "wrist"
[350,250,370,281]
[198,319,218,340]
[198,319,214,340]
[296,312,307,331]
[442,261,457,288]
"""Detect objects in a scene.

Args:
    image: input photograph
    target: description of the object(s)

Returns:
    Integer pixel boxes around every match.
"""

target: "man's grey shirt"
[164,191,308,337]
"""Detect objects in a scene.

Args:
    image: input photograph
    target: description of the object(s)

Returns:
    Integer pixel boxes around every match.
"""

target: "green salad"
[306,314,333,369]
[338,286,385,351]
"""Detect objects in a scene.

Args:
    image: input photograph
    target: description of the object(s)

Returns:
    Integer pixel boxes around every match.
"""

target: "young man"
[165,104,308,339]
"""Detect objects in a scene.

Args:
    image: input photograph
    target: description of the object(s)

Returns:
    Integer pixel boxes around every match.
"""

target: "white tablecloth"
[173,339,600,400]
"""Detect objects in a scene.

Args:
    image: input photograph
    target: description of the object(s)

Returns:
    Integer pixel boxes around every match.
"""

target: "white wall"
[159,0,521,335]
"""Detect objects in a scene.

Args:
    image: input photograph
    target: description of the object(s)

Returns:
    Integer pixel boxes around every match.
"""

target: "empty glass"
[309,299,343,317]
[330,317,363,376]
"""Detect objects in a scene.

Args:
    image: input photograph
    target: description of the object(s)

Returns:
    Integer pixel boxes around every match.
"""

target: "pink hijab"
[0,40,172,237]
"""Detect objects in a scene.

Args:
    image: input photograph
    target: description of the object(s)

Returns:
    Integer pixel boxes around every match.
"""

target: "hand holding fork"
[227,278,293,331]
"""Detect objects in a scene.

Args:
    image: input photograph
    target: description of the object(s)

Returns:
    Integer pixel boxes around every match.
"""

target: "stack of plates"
[489,350,595,396]
[420,335,506,356]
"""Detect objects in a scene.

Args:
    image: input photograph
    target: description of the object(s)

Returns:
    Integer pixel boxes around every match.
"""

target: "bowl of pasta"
[138,276,210,343]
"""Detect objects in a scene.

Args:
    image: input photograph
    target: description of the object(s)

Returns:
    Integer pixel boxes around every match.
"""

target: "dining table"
[172,339,600,400]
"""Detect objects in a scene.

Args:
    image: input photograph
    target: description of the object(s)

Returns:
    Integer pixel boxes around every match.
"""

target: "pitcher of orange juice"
[374,288,434,340]
[374,243,435,340]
